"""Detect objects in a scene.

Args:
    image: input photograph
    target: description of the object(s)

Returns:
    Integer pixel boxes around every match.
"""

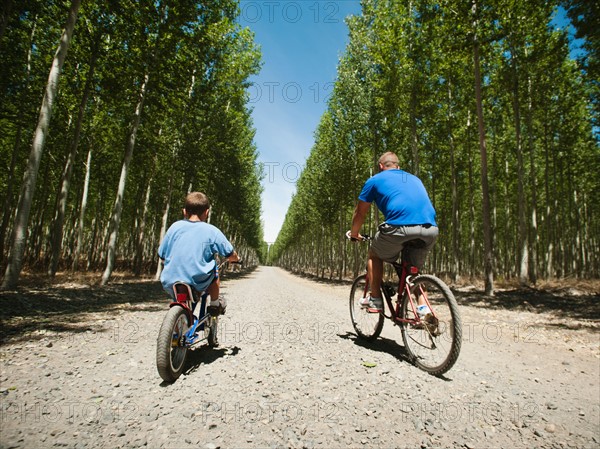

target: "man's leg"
[406,226,439,312]
[368,248,383,299]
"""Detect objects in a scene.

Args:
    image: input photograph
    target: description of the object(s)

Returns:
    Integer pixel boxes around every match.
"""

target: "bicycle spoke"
[349,275,384,340]
[401,275,461,375]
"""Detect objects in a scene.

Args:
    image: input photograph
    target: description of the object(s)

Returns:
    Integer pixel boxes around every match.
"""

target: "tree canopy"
[270,0,599,289]
[1,0,265,286]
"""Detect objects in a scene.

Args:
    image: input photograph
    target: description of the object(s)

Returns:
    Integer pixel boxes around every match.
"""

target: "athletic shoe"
[416,304,431,317]
[359,295,371,307]
[367,297,383,313]
[208,298,227,316]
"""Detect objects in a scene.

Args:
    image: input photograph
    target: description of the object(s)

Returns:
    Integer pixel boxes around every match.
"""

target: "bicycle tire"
[156,306,190,382]
[207,315,219,347]
[349,274,384,340]
[400,274,461,376]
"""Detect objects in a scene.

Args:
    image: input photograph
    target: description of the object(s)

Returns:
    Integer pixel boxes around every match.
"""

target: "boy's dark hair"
[184,192,210,216]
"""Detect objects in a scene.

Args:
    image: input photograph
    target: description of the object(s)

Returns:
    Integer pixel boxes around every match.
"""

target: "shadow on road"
[282,268,600,324]
[182,345,241,377]
[0,281,166,344]
[454,288,600,323]
[338,331,454,380]
[0,267,257,345]
[339,330,410,362]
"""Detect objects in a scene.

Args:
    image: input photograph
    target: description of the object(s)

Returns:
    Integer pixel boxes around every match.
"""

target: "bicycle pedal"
[207,305,225,316]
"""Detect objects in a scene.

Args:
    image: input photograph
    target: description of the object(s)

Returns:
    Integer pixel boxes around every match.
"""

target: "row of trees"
[270,0,599,294]
[0,0,265,288]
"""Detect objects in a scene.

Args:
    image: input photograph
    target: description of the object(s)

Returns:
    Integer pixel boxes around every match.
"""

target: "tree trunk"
[410,86,420,176]
[48,38,99,276]
[101,72,149,285]
[543,121,551,277]
[526,73,538,283]
[134,179,152,276]
[465,112,476,278]
[0,128,21,265]
[1,16,37,264]
[72,148,92,270]
[155,163,173,281]
[511,54,528,286]
[450,133,460,280]
[472,4,494,296]
[1,0,81,289]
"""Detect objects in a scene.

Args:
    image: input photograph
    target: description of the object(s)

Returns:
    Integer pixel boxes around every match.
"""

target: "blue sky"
[238,2,582,244]
[239,1,363,243]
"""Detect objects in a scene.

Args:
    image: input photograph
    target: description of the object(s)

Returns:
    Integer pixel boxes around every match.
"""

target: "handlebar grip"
[345,230,372,241]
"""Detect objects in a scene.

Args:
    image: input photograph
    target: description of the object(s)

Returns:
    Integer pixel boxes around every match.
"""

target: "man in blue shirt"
[349,152,438,312]
[158,192,239,314]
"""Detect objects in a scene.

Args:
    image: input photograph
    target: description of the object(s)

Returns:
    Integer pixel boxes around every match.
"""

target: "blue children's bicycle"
[156,259,239,382]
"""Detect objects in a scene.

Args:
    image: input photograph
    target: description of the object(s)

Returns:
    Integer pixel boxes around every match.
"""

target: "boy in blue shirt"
[158,192,239,314]
[349,152,438,313]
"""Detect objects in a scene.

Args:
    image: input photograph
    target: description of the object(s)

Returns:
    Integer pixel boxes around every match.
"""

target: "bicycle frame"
[170,283,213,347]
[349,234,461,375]
[365,260,437,325]
[167,258,236,348]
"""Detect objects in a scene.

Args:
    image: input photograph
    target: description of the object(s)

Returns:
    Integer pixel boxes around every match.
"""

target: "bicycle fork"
[185,314,214,347]
[407,281,442,343]
[184,294,216,347]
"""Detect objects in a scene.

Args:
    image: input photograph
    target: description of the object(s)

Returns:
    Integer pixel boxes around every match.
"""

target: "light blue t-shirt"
[158,220,234,293]
[358,169,437,226]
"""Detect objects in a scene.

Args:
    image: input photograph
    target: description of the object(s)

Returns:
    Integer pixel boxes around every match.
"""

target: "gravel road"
[1,266,599,448]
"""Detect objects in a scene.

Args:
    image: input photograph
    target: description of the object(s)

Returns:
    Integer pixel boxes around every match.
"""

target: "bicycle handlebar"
[345,231,372,242]
[217,259,243,270]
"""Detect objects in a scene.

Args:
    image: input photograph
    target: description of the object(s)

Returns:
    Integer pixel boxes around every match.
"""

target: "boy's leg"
[207,276,226,315]
[207,276,220,302]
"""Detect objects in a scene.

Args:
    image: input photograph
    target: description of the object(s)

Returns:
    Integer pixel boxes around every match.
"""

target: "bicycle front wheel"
[207,315,219,347]
[156,306,190,382]
[349,275,384,340]
[400,275,461,376]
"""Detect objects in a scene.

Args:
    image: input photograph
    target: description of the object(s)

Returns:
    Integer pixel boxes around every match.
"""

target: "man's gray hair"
[379,152,399,168]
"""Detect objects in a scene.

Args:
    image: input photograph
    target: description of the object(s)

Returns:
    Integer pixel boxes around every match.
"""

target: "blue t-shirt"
[358,169,437,226]
[158,220,234,292]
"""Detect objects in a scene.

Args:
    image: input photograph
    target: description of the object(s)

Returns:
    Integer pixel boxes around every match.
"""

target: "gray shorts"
[371,223,439,268]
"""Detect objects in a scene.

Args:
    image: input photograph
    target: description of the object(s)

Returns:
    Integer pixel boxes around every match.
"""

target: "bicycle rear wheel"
[156,306,190,382]
[349,274,384,340]
[400,275,461,375]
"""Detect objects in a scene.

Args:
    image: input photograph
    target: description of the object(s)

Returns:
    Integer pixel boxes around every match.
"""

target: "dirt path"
[1,267,599,448]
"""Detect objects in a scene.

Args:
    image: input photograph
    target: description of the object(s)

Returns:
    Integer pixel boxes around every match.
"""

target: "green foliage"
[0,0,264,274]
[562,0,599,129]
[272,0,599,280]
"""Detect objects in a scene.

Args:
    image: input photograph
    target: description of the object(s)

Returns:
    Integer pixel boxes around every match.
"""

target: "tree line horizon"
[269,0,598,296]
[1,0,598,296]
